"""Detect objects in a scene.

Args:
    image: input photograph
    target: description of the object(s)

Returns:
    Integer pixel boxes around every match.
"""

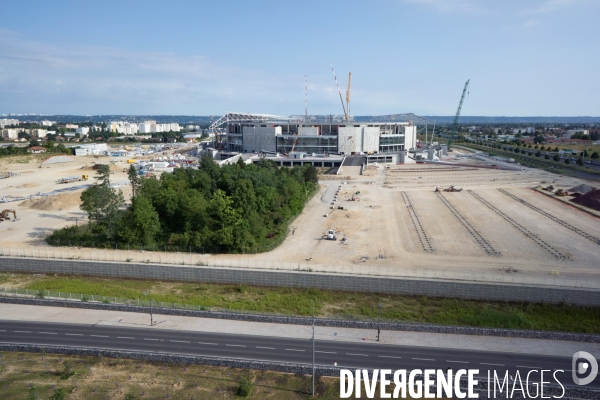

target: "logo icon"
[572,351,598,386]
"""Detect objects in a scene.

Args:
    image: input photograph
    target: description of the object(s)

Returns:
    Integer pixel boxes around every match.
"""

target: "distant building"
[1,129,18,139]
[74,143,108,156]
[32,129,48,138]
[40,120,56,127]
[27,146,46,154]
[76,127,90,136]
[65,124,79,129]
[0,118,19,128]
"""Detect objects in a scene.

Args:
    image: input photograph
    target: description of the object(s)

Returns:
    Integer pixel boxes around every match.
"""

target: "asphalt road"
[0,320,598,389]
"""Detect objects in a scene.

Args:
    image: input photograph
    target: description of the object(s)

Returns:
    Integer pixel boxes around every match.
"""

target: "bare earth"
[1,151,600,287]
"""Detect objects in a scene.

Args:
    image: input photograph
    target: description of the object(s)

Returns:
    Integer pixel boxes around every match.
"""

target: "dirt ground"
[2,150,600,287]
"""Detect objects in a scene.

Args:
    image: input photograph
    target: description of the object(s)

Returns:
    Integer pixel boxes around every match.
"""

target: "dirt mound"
[81,163,121,173]
[568,184,597,195]
[18,192,82,211]
[17,183,40,188]
[570,189,600,212]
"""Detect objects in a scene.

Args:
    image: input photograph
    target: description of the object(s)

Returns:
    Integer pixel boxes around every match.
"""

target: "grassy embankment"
[0,352,346,399]
[1,273,599,333]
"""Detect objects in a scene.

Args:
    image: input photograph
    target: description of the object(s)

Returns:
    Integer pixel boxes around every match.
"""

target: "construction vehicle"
[127,159,135,164]
[0,209,17,222]
[555,189,569,197]
[444,185,463,192]
[56,175,88,184]
[325,229,337,240]
[447,79,470,151]
[543,185,554,192]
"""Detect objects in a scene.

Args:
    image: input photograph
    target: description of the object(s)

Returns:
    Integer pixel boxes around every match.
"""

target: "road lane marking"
[39,332,57,335]
[198,342,217,345]
[480,363,504,366]
[447,360,469,363]
[117,337,135,339]
[170,340,190,343]
[256,346,275,350]
[0,330,6,332]
[226,344,246,347]
[91,335,109,338]
[144,338,159,341]
[412,358,435,361]
[14,331,31,333]
[346,353,368,357]
[517,365,542,369]
[65,333,83,336]
[315,351,337,354]
[378,355,402,359]
[285,349,305,352]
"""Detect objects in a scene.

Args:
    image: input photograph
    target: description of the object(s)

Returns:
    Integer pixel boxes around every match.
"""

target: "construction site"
[2,76,600,290]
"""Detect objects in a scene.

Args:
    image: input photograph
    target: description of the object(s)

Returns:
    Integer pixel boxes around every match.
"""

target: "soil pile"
[570,189,600,212]
[568,184,597,195]
[82,163,120,172]
[17,183,40,188]
[18,192,82,211]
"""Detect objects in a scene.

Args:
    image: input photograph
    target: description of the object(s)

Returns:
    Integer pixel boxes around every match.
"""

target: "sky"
[0,0,598,116]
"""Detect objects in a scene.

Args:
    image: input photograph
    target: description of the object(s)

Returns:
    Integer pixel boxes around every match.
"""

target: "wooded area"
[46,155,319,253]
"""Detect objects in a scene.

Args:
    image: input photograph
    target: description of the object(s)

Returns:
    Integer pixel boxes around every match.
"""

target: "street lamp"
[143,289,153,326]
[377,301,382,342]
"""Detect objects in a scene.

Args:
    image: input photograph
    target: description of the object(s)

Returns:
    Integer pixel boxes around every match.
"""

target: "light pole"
[377,301,381,342]
[144,289,153,326]
[312,300,315,397]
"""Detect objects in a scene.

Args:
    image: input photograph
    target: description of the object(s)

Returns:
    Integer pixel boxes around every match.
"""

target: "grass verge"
[0,352,346,399]
[1,273,599,333]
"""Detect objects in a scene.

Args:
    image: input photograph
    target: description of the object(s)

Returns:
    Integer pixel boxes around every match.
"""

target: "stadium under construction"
[209,112,435,165]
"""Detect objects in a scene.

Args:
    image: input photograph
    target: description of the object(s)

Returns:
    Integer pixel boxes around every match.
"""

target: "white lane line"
[39,332,57,335]
[170,340,190,343]
[285,349,305,352]
[117,337,135,339]
[517,365,543,369]
[0,330,6,332]
[480,363,504,366]
[413,358,435,361]
[198,342,217,346]
[144,338,159,341]
[65,333,83,336]
[226,344,246,347]
[315,351,337,354]
[447,360,469,364]
[256,346,275,350]
[347,353,368,357]
[14,331,31,333]
[91,335,109,338]
[378,355,402,359]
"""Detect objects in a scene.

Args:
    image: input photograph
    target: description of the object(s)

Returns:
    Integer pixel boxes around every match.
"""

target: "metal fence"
[1,246,599,290]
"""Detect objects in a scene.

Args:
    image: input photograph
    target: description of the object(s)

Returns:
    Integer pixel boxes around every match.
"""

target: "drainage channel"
[499,189,600,246]
[435,192,500,256]
[468,190,566,260]
[401,192,435,253]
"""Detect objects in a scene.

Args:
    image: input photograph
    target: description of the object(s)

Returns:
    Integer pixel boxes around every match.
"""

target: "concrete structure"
[218,113,417,163]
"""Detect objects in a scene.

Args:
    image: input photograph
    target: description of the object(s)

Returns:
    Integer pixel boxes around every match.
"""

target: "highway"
[1,320,598,389]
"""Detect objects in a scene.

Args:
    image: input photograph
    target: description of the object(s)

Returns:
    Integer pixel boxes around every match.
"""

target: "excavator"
[0,209,17,222]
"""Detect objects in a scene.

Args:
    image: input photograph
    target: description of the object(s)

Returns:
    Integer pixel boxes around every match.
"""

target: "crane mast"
[345,72,352,123]
[448,79,470,150]
[329,62,347,120]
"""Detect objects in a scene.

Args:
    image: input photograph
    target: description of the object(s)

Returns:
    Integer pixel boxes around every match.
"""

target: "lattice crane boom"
[448,79,470,150]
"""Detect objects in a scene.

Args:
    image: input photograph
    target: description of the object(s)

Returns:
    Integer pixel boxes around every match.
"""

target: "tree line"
[47,155,319,253]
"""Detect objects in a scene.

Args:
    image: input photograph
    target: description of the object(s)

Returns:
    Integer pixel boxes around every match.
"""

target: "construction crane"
[329,62,348,122]
[447,79,470,150]
[345,72,352,123]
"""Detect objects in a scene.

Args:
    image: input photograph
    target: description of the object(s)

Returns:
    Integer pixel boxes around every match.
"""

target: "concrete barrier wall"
[1,257,599,306]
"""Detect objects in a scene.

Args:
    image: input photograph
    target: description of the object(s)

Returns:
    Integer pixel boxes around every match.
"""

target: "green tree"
[564,158,570,164]
[131,196,161,245]
[127,164,140,198]
[553,154,561,162]
[545,154,550,160]
[591,152,599,159]
[80,166,125,238]
[554,147,559,152]
[29,139,40,147]
[576,157,584,166]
